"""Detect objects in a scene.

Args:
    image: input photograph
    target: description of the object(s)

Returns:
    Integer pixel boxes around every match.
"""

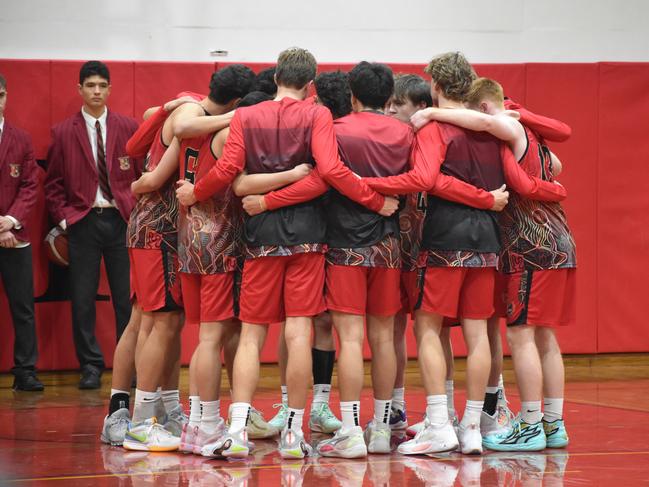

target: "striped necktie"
[95,120,113,201]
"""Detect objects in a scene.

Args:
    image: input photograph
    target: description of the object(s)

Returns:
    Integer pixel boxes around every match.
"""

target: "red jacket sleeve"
[363,122,443,195]
[125,107,169,158]
[193,112,246,201]
[44,127,68,223]
[501,144,567,201]
[431,173,494,210]
[310,108,384,212]
[7,133,40,226]
[504,99,571,142]
[264,168,329,211]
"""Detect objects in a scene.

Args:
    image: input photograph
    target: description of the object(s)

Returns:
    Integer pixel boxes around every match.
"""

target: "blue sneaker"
[389,406,408,430]
[543,419,569,448]
[482,415,546,452]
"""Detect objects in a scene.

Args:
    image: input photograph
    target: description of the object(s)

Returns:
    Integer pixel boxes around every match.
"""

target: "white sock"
[133,389,159,422]
[392,388,405,410]
[426,395,448,425]
[543,398,564,422]
[229,402,250,433]
[200,400,221,432]
[373,398,392,425]
[461,400,483,428]
[110,388,130,397]
[161,389,180,413]
[498,375,507,403]
[445,380,455,417]
[188,395,201,427]
[313,384,331,406]
[286,408,305,434]
[281,385,288,406]
[340,401,361,429]
[521,401,543,424]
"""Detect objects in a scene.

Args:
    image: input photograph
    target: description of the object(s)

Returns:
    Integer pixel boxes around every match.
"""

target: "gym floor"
[1,355,648,486]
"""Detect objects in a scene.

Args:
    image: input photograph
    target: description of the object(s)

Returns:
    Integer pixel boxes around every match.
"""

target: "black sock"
[109,393,130,415]
[312,348,336,385]
[483,392,499,416]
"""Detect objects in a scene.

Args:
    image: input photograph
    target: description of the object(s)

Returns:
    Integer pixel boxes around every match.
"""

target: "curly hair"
[424,52,477,102]
[314,71,352,119]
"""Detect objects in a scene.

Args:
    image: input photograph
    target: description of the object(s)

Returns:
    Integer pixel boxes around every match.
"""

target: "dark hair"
[348,61,394,109]
[209,64,256,104]
[275,47,317,90]
[393,74,432,107]
[314,71,352,120]
[254,67,277,96]
[237,91,273,107]
[79,60,110,85]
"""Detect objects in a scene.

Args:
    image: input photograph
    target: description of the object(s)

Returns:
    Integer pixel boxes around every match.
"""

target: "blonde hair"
[424,52,476,102]
[276,47,317,89]
[466,77,505,109]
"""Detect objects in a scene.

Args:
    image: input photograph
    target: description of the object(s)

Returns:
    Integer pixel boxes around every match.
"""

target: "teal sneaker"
[543,419,569,448]
[482,415,546,452]
[269,403,289,431]
[309,402,343,434]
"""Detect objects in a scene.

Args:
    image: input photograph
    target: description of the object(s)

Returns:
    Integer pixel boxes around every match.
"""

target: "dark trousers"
[68,208,131,370]
[0,245,38,374]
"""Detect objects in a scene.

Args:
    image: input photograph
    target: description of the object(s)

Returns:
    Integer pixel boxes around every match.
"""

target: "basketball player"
[176,47,398,459]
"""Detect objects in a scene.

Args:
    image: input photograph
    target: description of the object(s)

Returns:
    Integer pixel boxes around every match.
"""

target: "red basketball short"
[399,269,419,315]
[238,253,326,324]
[180,272,236,325]
[129,246,182,313]
[506,268,576,328]
[417,266,496,319]
[326,265,402,317]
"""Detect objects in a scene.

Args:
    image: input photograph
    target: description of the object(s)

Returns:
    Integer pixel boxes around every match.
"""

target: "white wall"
[1,0,649,63]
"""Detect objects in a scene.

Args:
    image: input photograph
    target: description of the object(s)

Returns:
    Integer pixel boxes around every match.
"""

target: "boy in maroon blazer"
[44,61,140,389]
[0,73,43,391]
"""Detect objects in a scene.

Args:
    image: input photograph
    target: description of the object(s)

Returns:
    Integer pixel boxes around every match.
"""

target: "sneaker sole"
[318,445,368,459]
[398,443,458,456]
[368,444,392,454]
[482,441,546,452]
[546,439,569,448]
[123,440,179,452]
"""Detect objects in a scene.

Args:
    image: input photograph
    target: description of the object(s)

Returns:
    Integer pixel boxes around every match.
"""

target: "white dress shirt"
[81,106,115,209]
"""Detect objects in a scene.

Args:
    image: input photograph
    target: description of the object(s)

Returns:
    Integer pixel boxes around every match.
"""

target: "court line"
[7,450,649,483]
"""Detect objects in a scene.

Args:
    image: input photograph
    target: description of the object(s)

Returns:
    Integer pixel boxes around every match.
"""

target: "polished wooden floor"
[1,355,649,486]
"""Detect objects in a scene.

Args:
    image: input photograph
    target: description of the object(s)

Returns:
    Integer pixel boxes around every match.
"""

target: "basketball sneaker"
[389,405,408,430]
[309,402,342,434]
[317,425,368,458]
[123,417,180,452]
[407,412,458,437]
[162,405,187,437]
[194,419,227,457]
[279,428,313,459]
[398,418,459,455]
[201,428,249,459]
[179,422,197,454]
[247,407,277,439]
[457,422,482,455]
[482,415,546,451]
[101,407,130,446]
[543,418,569,448]
[269,403,289,431]
[363,419,392,454]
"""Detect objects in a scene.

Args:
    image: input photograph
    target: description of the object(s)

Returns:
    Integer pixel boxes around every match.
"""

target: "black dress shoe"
[79,366,102,390]
[13,372,45,392]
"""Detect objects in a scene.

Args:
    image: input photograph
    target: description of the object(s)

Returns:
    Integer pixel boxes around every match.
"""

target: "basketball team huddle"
[76,46,577,459]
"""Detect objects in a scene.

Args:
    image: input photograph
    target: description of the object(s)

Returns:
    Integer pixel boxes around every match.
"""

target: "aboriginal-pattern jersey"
[326,234,401,268]
[420,249,498,268]
[499,127,577,273]
[178,133,243,274]
[126,130,178,250]
[399,192,426,272]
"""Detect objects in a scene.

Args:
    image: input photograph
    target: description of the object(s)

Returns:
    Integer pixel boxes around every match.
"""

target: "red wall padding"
[0,59,646,371]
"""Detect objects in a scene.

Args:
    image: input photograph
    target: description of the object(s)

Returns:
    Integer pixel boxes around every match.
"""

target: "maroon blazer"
[0,121,40,242]
[44,110,141,226]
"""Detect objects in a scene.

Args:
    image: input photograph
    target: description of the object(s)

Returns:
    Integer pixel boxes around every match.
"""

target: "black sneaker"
[79,366,102,390]
[13,372,45,392]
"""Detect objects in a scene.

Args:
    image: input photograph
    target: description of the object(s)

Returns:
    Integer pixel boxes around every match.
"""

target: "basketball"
[44,226,69,266]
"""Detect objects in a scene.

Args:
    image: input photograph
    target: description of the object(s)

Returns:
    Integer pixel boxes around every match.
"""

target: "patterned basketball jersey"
[126,129,178,250]
[499,126,577,273]
[178,132,243,274]
[399,192,426,271]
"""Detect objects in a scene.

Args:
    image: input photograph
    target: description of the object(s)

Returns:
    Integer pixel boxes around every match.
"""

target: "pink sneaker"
[179,423,198,453]
[193,419,226,456]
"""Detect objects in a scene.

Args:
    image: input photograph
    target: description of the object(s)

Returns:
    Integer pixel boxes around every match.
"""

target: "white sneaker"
[123,417,180,452]
[279,428,313,459]
[317,426,368,458]
[481,410,509,437]
[247,407,277,439]
[363,420,391,454]
[458,422,482,455]
[398,419,458,455]
[194,419,227,456]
